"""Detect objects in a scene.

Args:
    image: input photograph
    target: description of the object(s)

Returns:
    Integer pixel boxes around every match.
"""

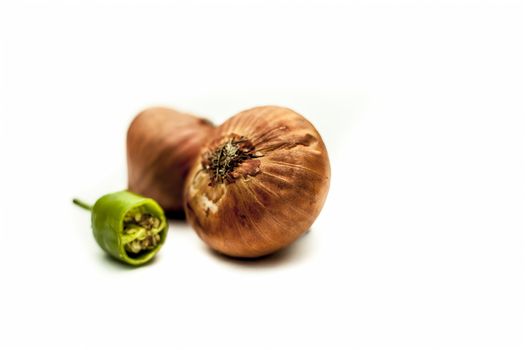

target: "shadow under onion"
[206,229,313,268]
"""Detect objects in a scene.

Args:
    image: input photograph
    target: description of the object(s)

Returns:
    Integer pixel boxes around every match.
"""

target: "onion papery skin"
[127,107,214,215]
[184,106,330,258]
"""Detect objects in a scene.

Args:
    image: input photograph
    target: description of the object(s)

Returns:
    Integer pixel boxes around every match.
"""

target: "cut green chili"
[73,190,168,266]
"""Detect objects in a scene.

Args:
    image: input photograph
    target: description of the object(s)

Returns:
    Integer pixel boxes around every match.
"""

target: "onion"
[184,106,330,257]
[127,107,214,215]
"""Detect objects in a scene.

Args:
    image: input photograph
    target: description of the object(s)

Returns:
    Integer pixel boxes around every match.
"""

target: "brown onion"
[184,106,330,257]
[127,107,214,215]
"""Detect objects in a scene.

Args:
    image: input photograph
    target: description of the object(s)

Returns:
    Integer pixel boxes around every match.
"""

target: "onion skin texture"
[127,107,214,214]
[184,106,330,258]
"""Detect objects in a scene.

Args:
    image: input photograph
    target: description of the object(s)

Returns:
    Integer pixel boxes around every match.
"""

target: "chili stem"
[72,198,93,211]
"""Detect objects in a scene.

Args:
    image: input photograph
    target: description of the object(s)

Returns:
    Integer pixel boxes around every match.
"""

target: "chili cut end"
[122,208,163,256]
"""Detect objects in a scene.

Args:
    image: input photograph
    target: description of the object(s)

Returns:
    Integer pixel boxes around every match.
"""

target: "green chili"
[73,190,168,266]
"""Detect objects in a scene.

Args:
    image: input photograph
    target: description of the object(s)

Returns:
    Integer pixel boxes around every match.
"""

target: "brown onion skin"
[127,107,214,215]
[184,106,330,258]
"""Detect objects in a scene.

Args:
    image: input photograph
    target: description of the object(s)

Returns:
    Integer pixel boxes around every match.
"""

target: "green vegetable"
[73,190,168,266]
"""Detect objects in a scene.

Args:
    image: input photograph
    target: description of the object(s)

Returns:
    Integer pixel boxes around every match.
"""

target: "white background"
[0,0,523,349]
